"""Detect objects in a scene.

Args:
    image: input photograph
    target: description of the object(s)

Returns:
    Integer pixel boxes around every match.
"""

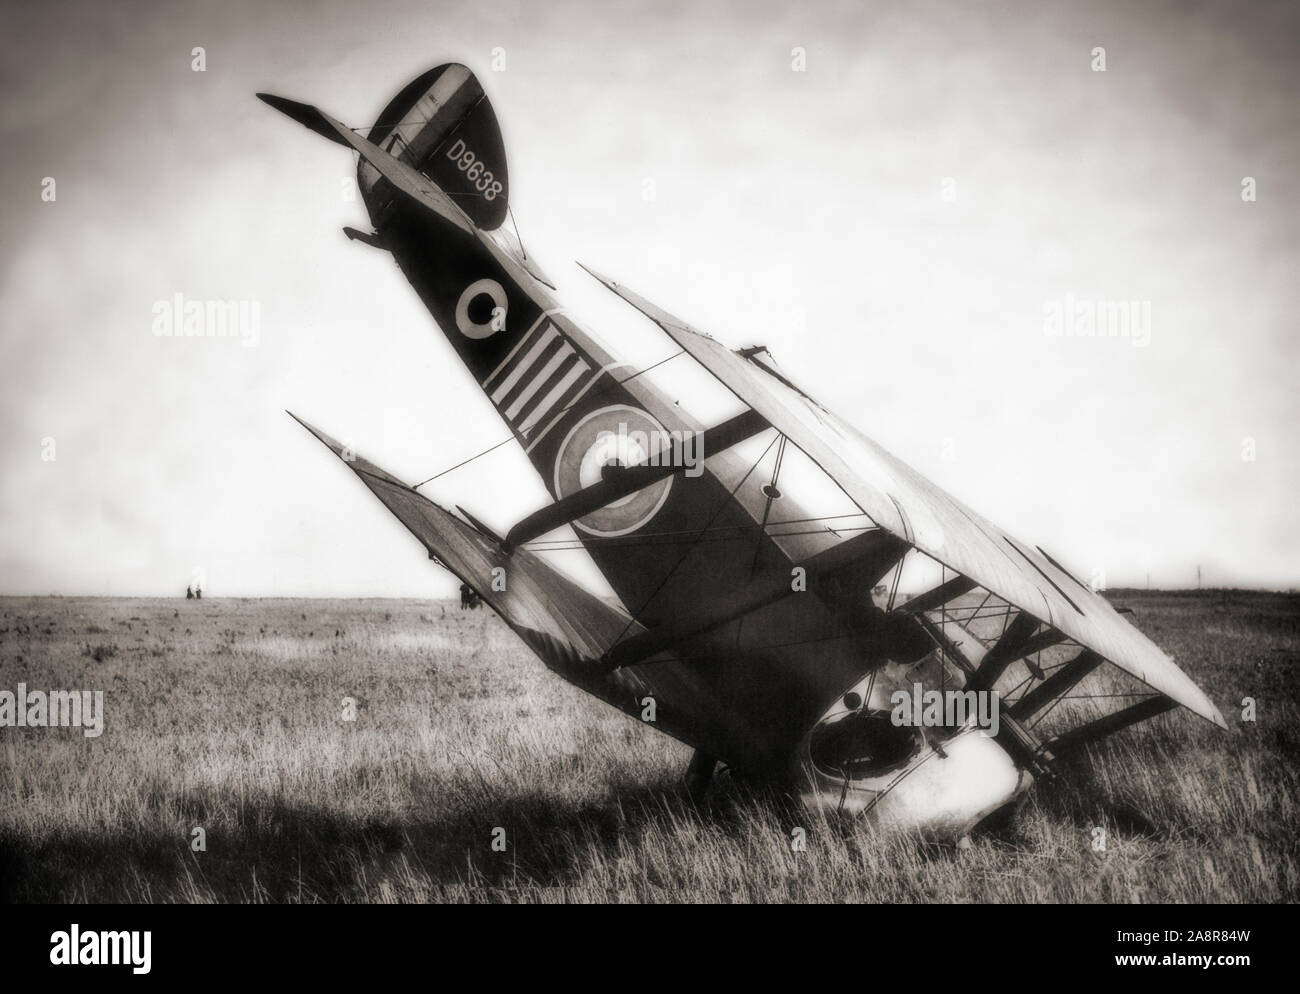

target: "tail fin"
[259,64,552,282]
[364,63,509,231]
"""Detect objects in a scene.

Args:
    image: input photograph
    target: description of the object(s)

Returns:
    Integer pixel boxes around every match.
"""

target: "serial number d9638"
[446,138,503,201]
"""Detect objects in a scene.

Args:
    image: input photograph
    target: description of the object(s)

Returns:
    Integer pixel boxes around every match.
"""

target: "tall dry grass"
[0,590,1294,902]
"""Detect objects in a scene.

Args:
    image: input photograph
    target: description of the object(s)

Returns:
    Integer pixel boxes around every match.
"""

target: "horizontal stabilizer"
[256,93,354,147]
[257,93,475,235]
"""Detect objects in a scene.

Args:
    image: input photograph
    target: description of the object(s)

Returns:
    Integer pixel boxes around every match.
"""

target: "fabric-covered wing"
[579,267,1226,729]
[287,412,636,672]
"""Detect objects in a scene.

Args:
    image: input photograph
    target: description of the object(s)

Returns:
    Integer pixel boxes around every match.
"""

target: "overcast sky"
[1,0,1296,598]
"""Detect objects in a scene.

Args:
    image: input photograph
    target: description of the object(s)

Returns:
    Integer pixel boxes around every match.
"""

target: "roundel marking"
[554,405,674,538]
[455,278,508,339]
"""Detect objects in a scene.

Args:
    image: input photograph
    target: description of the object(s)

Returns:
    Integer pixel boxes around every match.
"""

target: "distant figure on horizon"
[195,584,202,600]
[186,586,194,599]
[459,583,471,609]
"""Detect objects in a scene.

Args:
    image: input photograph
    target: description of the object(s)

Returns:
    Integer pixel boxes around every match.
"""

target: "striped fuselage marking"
[482,310,596,440]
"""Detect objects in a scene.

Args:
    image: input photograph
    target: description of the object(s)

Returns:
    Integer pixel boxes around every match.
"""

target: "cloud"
[1,0,1296,595]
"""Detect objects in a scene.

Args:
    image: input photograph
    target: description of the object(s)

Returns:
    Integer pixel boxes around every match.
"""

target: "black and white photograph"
[1,0,1296,936]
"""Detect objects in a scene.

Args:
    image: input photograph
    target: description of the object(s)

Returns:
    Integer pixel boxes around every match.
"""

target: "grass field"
[1,590,1296,903]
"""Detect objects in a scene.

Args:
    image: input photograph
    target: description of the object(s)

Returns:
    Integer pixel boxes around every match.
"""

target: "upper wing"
[579,266,1226,729]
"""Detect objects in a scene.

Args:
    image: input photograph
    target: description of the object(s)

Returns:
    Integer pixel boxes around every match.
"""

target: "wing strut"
[965,612,1042,693]
[1045,697,1177,756]
[1010,649,1103,720]
[899,575,979,615]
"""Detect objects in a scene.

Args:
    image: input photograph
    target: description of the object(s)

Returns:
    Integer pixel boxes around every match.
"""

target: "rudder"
[363,63,508,230]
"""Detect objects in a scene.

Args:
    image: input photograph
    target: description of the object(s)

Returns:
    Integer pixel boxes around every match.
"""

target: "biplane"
[259,64,1225,838]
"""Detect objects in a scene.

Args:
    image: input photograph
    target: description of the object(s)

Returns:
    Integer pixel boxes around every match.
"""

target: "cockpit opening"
[808,708,922,780]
